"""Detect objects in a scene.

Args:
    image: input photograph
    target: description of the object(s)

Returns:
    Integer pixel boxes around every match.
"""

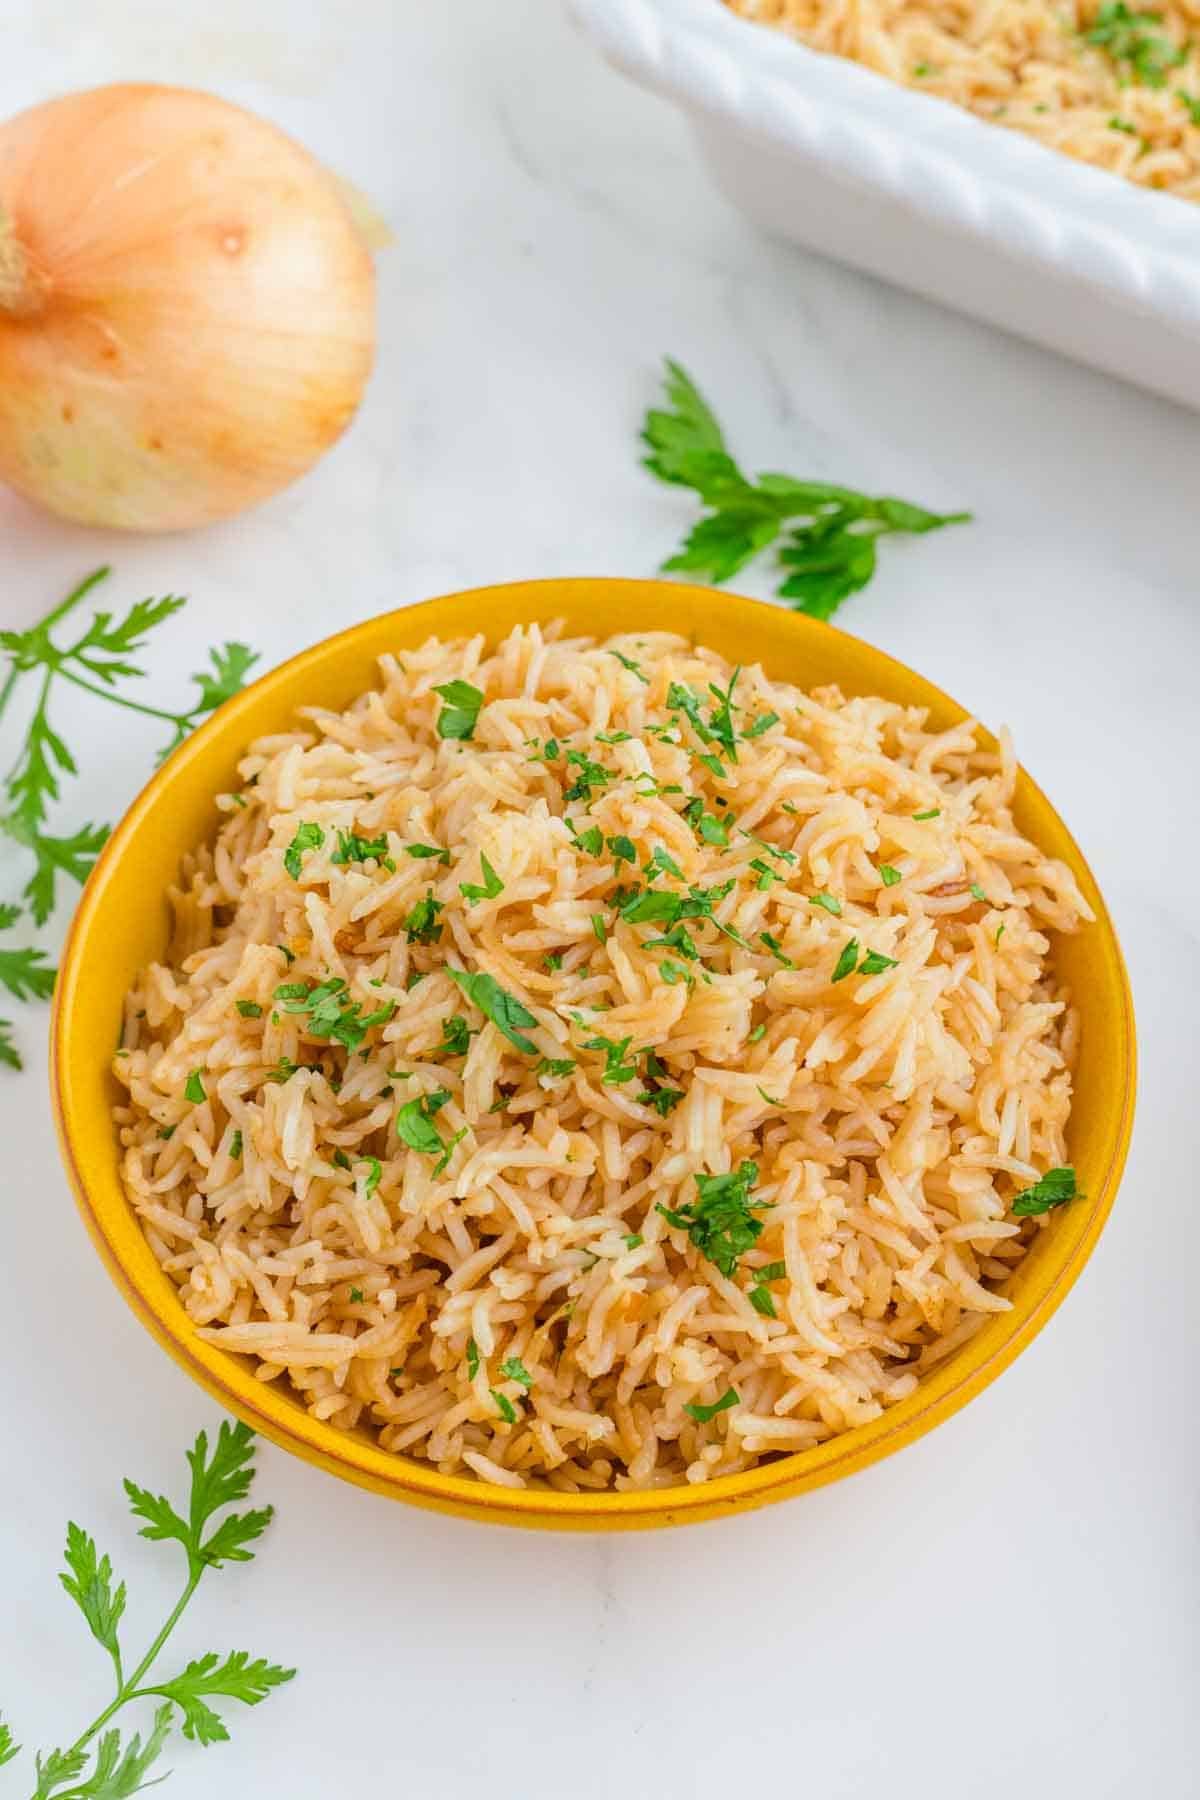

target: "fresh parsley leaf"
[406,842,451,864]
[747,1023,766,1043]
[535,1056,576,1080]
[607,833,636,869]
[360,1156,382,1196]
[1011,1166,1080,1217]
[434,679,484,741]
[647,845,684,881]
[396,1095,449,1157]
[878,864,902,887]
[1086,1,1184,85]
[0,1717,17,1768]
[347,1287,365,1305]
[969,883,988,902]
[623,1233,644,1249]
[563,749,611,804]
[859,949,898,976]
[282,821,324,880]
[447,968,539,1054]
[757,1261,787,1282]
[147,1651,294,1748]
[459,852,504,904]
[638,1084,684,1116]
[761,932,794,968]
[0,944,56,1003]
[747,1284,777,1318]
[590,914,609,944]
[0,1022,22,1072]
[684,1388,739,1424]
[229,1130,243,1159]
[466,1338,481,1380]
[13,819,110,925]
[491,1389,518,1424]
[184,1070,206,1104]
[235,1000,262,1019]
[641,360,969,615]
[582,1033,640,1084]
[59,1522,127,1666]
[912,808,941,822]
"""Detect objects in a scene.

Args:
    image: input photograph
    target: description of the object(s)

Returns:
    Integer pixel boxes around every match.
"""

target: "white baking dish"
[568,0,1200,409]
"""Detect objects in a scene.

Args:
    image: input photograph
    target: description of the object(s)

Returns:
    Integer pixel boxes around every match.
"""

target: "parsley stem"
[54,665,192,730]
[45,1564,202,1782]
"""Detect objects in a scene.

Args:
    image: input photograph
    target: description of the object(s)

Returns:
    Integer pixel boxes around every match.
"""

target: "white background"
[1,3,1196,1795]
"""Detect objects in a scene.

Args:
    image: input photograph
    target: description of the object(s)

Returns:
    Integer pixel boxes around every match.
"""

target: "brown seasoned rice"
[113,623,1090,1491]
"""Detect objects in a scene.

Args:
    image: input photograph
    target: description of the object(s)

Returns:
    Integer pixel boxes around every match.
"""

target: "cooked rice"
[114,623,1090,1492]
[725,0,1200,203]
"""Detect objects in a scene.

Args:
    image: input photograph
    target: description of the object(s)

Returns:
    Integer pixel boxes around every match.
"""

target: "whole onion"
[0,84,376,532]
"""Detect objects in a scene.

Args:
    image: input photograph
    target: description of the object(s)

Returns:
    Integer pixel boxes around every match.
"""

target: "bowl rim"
[51,577,1137,1529]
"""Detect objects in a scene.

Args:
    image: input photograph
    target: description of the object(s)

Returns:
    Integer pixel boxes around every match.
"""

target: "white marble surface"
[1,3,1197,1795]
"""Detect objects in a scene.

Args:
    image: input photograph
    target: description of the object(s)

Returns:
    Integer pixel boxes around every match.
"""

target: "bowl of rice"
[52,578,1135,1530]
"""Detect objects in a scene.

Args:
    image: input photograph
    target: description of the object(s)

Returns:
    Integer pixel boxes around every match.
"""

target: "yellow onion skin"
[0,84,376,531]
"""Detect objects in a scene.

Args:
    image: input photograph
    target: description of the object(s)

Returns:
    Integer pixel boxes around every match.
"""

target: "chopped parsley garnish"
[591,914,609,944]
[264,1057,305,1084]
[459,853,504,904]
[331,829,395,872]
[695,751,728,781]
[229,1129,243,1159]
[406,842,451,864]
[647,845,685,881]
[434,679,484,741]
[610,649,649,683]
[1011,1166,1079,1217]
[283,821,324,880]
[499,1356,534,1390]
[608,834,637,869]
[621,889,683,925]
[809,891,842,917]
[757,1086,783,1106]
[912,808,941,822]
[757,1261,787,1282]
[491,1389,518,1424]
[360,1156,382,1196]
[544,952,564,971]
[564,749,612,803]
[158,1124,177,1141]
[1179,89,1200,124]
[706,667,741,763]
[435,1015,473,1058]
[466,1337,480,1380]
[404,892,444,945]
[569,821,604,857]
[348,1287,364,1304]
[645,923,699,961]
[276,943,296,965]
[535,1056,576,1080]
[1086,2,1184,85]
[656,1161,764,1276]
[761,933,794,968]
[747,1023,766,1043]
[749,858,777,890]
[623,1233,644,1249]
[596,729,633,745]
[396,1092,463,1174]
[582,1033,640,1084]
[332,1149,352,1170]
[638,1084,685,1116]
[684,1388,739,1424]
[235,1000,263,1018]
[747,1285,777,1318]
[969,883,988,902]
[859,949,899,976]
[743,711,780,739]
[184,1069,206,1104]
[831,938,861,983]
[272,977,395,1052]
[740,830,797,866]
[878,864,902,887]
[995,921,1006,946]
[1108,114,1138,131]
[658,959,691,986]
[447,968,539,1054]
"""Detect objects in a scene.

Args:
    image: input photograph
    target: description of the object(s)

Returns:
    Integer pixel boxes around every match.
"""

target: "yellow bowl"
[51,578,1136,1530]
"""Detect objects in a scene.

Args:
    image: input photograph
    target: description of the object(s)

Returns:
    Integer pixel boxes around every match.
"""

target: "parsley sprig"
[1085,2,1184,85]
[641,360,969,618]
[3,1421,292,1798]
[0,569,258,1069]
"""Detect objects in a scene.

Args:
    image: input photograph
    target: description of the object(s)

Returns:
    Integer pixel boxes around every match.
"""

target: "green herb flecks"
[582,1033,640,1085]
[283,821,324,881]
[184,1070,206,1105]
[610,650,649,684]
[331,829,395,873]
[404,892,444,946]
[1086,2,1184,86]
[656,1162,765,1277]
[273,978,394,1053]
[684,1388,739,1424]
[406,842,451,864]
[459,853,504,905]
[641,360,969,618]
[498,1357,534,1390]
